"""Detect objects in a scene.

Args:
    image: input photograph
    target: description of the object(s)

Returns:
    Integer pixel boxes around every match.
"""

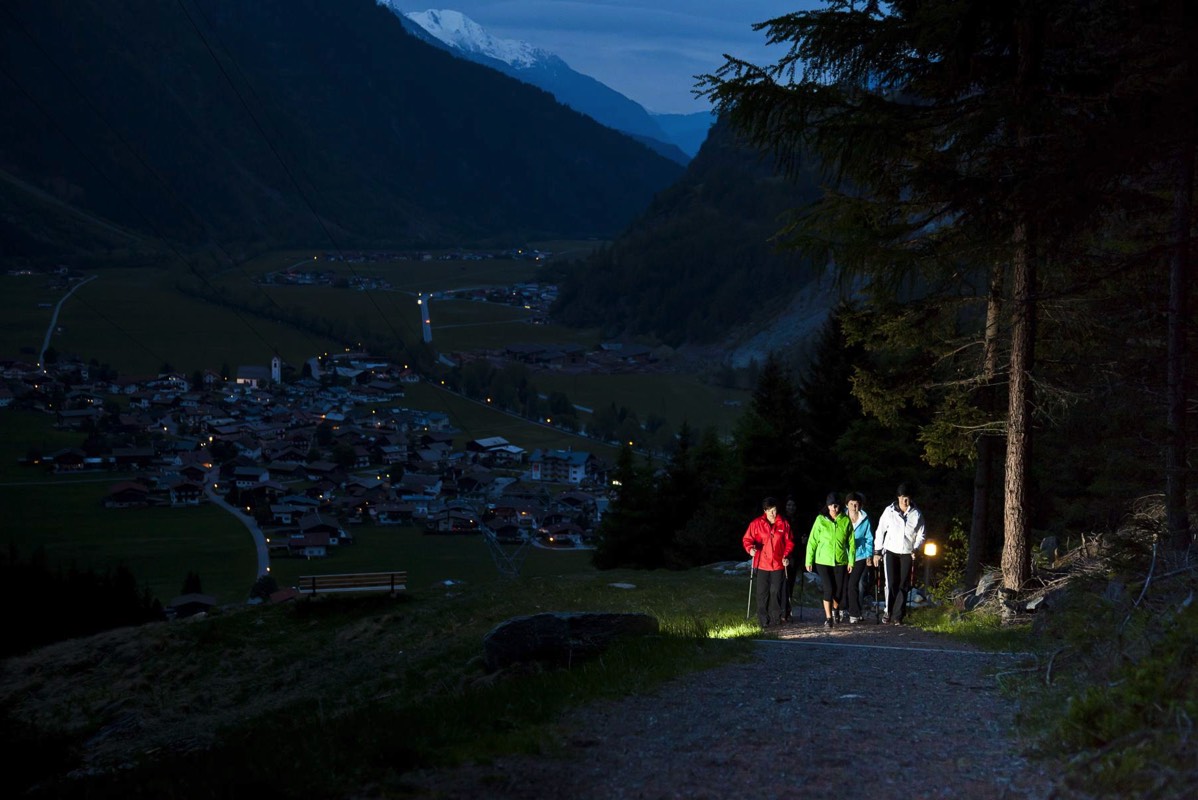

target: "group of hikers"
[742,484,927,629]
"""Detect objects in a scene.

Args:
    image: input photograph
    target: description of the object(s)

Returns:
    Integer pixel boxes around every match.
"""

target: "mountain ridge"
[392,5,691,164]
[0,0,684,257]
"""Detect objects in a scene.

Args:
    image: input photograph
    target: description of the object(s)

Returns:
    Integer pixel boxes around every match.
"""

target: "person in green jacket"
[805,491,853,628]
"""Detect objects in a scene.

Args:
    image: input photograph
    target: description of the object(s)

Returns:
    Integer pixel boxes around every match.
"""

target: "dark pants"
[883,551,914,622]
[755,567,785,626]
[784,564,800,619]
[842,558,868,618]
[814,563,845,603]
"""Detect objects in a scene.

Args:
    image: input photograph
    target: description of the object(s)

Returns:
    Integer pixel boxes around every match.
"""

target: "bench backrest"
[297,571,407,594]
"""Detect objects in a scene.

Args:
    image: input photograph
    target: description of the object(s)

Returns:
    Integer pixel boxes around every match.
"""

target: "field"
[399,381,620,456]
[266,524,594,592]
[3,481,257,605]
[0,268,344,376]
[533,371,748,435]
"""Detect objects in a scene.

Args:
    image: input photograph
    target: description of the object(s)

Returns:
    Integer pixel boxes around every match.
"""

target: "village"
[1,349,613,573]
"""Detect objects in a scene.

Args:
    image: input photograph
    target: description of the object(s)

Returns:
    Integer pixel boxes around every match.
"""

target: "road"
[204,481,271,577]
[39,274,97,365]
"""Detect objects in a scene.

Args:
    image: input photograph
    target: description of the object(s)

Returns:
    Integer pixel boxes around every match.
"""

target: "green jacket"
[805,513,852,566]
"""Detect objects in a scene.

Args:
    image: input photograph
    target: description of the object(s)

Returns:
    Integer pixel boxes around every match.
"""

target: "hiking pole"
[874,559,882,624]
[746,550,758,620]
[798,563,806,621]
[906,551,918,618]
[783,562,789,624]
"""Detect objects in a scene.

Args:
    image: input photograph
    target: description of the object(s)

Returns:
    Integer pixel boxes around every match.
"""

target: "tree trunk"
[1166,0,1195,551]
[1165,139,1193,551]
[967,263,1005,586]
[1002,223,1034,591]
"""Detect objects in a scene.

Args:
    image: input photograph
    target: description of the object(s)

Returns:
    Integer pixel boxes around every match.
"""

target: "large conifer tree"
[702,0,1175,589]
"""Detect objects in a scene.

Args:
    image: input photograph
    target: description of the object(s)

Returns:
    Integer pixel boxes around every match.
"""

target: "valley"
[0,243,750,610]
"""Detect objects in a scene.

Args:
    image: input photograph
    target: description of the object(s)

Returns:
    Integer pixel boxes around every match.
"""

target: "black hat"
[896,483,913,498]
[825,491,840,506]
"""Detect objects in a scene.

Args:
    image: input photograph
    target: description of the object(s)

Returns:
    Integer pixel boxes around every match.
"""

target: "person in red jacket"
[743,497,794,627]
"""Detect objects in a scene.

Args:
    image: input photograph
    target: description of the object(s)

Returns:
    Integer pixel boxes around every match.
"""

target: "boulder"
[1040,536,1060,564]
[483,611,659,671]
[975,570,1002,598]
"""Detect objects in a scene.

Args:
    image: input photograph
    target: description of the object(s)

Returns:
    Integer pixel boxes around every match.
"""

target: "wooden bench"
[297,571,407,595]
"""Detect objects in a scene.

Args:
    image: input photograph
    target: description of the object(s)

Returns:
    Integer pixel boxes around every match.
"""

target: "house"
[529,448,592,484]
[235,365,273,389]
[540,522,585,545]
[105,481,150,508]
[56,407,104,430]
[169,481,205,506]
[270,503,309,525]
[287,532,331,558]
[233,466,270,489]
[298,512,349,544]
[425,507,480,534]
[372,502,413,525]
[167,593,217,619]
[111,447,157,470]
[488,521,524,542]
[47,447,87,472]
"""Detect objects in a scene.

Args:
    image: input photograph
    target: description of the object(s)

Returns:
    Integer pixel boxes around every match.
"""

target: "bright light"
[924,541,938,558]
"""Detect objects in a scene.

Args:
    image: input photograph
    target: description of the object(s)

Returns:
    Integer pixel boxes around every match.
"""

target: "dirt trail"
[407,619,1054,799]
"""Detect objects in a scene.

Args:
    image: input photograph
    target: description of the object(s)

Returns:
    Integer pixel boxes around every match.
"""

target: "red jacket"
[742,513,794,571]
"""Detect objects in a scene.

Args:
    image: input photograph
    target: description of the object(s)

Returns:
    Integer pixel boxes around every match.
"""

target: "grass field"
[400,381,620,457]
[3,481,257,605]
[267,523,595,592]
[533,371,750,435]
[0,267,344,376]
[0,409,83,481]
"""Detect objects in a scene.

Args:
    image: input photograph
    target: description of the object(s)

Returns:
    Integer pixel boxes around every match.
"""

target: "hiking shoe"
[882,615,891,624]
[892,619,903,626]
[823,619,833,629]
[849,616,861,624]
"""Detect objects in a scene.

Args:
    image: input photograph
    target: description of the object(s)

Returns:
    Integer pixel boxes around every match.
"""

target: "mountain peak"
[396,7,550,69]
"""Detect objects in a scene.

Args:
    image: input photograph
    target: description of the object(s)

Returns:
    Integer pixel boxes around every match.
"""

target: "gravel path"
[406,618,1055,799]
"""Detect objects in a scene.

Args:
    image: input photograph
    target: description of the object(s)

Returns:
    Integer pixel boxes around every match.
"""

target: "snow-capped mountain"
[402,8,544,68]
[381,4,690,164]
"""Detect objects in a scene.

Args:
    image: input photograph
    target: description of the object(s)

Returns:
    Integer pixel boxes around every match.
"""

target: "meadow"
[0,268,343,377]
[3,481,256,605]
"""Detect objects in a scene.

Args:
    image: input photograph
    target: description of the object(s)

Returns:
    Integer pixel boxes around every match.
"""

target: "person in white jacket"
[872,483,925,625]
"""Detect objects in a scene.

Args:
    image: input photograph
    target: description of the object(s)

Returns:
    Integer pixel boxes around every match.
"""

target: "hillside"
[0,0,683,258]
[549,118,827,348]
[394,7,689,164]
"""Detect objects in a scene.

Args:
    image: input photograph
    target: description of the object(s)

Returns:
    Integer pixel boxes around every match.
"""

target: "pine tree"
[701,0,1174,589]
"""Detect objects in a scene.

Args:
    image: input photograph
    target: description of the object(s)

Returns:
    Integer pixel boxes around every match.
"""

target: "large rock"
[482,612,659,671]
[975,570,1002,598]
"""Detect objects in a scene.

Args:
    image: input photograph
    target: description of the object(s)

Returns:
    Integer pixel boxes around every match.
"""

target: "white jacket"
[874,502,926,556]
